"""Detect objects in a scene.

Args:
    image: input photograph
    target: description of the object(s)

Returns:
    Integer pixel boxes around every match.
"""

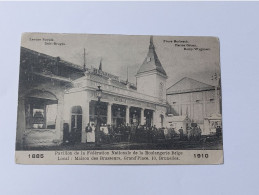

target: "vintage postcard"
[15,33,223,164]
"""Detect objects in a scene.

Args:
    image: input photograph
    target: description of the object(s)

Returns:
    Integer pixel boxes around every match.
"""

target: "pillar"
[126,106,130,125]
[16,98,26,149]
[151,110,154,126]
[107,103,112,125]
[56,98,64,144]
[140,108,145,125]
[81,100,89,143]
[152,111,156,127]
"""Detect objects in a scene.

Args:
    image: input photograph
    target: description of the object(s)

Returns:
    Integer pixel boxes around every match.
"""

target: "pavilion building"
[166,77,221,134]
[17,36,169,147]
[16,47,85,149]
[63,36,168,143]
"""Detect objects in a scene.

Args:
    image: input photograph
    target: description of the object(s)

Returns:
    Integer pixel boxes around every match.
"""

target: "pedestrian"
[129,124,136,142]
[197,126,202,141]
[179,127,184,140]
[87,122,95,142]
[85,123,92,143]
[101,124,109,143]
[216,126,221,138]
[187,127,191,141]
[126,123,131,142]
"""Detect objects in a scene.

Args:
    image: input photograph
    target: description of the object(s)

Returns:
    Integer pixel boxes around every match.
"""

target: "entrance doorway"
[130,107,141,126]
[144,109,153,127]
[71,106,82,143]
[89,101,108,125]
[112,104,126,127]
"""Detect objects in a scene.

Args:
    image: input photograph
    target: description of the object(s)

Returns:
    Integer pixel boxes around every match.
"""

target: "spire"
[149,36,154,49]
[136,36,167,78]
[99,58,102,71]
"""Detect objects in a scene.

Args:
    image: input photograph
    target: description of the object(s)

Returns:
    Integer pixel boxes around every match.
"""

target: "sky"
[21,33,220,88]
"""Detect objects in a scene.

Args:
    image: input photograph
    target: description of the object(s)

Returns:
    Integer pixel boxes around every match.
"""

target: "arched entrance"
[71,106,82,143]
[24,89,58,130]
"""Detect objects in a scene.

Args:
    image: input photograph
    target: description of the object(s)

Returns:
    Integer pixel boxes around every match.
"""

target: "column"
[126,106,130,125]
[17,98,26,149]
[107,103,112,125]
[152,111,156,127]
[81,101,89,143]
[56,97,63,144]
[140,108,145,125]
[150,110,154,126]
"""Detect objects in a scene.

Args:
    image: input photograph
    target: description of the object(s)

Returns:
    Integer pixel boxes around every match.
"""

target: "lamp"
[95,85,102,146]
[96,85,102,101]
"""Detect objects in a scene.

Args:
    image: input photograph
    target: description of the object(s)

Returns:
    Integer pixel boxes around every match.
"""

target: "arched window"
[25,90,58,129]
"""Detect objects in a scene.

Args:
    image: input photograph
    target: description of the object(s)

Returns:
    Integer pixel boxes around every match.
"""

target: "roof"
[167,77,214,95]
[33,72,72,83]
[136,36,167,77]
[21,47,84,71]
[88,73,136,90]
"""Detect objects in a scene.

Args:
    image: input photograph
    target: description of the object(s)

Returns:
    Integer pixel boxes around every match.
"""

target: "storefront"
[62,68,167,143]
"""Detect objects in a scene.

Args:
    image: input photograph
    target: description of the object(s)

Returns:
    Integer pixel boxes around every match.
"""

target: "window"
[210,98,214,102]
[159,82,164,100]
[25,90,58,129]
[25,99,58,129]
[71,106,82,129]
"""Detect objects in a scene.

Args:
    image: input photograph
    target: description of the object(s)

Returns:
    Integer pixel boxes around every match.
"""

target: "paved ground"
[21,136,223,150]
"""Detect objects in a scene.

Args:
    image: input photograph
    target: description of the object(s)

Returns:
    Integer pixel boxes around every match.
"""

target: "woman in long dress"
[87,122,95,142]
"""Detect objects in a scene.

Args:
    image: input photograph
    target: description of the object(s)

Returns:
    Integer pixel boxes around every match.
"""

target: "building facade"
[63,36,168,143]
[16,36,169,148]
[16,47,85,149]
[166,77,221,134]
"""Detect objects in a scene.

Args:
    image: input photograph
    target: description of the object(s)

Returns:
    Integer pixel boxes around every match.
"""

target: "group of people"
[84,123,203,143]
[66,121,221,145]
[66,122,221,145]
[85,123,165,143]
[186,126,202,141]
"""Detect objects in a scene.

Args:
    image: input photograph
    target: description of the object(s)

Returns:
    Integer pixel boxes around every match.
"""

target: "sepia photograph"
[1,1,259,194]
[15,33,223,164]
